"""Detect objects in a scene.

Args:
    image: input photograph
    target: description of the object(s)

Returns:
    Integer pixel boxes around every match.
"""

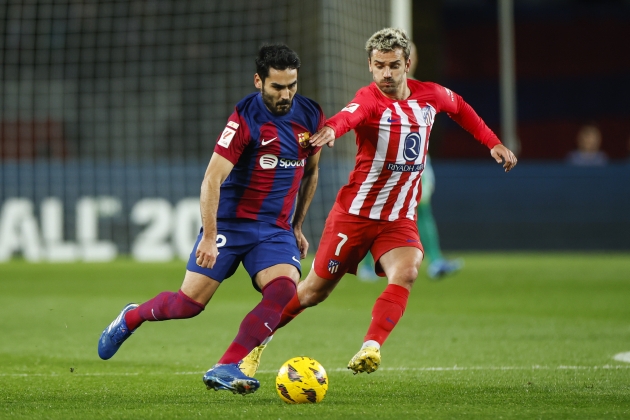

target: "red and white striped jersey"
[325,79,501,221]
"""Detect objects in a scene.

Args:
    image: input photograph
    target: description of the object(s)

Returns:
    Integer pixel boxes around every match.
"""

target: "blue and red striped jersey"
[213,92,325,230]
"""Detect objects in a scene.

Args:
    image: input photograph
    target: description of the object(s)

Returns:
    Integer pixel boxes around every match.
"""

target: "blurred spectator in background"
[567,124,608,166]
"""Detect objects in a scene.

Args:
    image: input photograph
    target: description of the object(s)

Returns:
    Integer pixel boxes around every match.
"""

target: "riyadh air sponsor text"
[386,163,424,172]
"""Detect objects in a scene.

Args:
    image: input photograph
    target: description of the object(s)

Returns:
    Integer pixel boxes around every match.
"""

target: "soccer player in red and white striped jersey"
[267,28,518,375]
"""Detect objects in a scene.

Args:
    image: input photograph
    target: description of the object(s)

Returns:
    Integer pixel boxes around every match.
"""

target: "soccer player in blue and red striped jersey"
[98,44,325,395]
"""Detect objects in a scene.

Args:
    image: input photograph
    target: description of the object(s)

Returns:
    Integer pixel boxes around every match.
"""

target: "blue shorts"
[186,219,302,290]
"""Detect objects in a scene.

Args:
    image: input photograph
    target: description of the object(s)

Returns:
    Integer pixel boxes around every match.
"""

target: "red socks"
[124,289,205,331]
[122,279,407,363]
[218,276,297,365]
[273,292,305,333]
[364,284,410,345]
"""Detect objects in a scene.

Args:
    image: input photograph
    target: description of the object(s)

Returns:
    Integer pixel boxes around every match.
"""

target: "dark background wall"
[414,0,630,161]
[432,162,630,250]
[406,0,630,251]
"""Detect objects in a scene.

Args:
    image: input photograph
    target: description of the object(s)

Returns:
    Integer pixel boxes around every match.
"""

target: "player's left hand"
[294,228,309,259]
[491,144,518,172]
[195,235,218,269]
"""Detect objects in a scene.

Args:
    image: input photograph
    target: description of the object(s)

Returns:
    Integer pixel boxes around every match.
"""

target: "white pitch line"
[259,365,630,374]
[1,365,630,377]
[613,352,630,363]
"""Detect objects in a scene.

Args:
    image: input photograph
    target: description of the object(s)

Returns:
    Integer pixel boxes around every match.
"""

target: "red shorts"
[313,203,424,281]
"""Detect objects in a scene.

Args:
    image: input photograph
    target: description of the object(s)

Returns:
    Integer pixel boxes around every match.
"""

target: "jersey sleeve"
[324,87,376,138]
[432,83,502,149]
[213,109,251,164]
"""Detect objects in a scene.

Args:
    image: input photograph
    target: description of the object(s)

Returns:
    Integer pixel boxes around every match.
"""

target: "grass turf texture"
[1,253,629,419]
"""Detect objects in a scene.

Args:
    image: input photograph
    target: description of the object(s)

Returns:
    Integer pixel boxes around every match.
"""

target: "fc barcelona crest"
[298,132,311,148]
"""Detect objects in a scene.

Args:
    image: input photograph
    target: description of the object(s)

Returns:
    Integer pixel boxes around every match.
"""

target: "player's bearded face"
[369,48,408,96]
[262,86,293,116]
[259,68,298,116]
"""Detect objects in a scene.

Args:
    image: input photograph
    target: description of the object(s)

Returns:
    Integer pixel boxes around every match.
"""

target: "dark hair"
[255,44,301,81]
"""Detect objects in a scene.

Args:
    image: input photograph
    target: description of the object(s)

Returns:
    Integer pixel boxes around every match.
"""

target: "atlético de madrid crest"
[328,259,340,274]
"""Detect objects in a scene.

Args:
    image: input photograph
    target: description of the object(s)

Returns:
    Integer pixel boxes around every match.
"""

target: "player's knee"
[389,267,418,289]
[297,290,323,307]
[297,286,330,308]
[297,271,337,307]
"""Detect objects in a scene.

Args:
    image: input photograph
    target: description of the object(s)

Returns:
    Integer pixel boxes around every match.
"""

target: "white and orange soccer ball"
[275,356,328,404]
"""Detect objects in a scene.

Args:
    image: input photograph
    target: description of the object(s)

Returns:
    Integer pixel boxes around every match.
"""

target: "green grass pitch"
[1,253,629,419]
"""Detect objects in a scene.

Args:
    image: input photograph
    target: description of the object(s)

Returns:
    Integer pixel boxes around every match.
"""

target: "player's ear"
[254,73,263,90]
[367,57,373,73]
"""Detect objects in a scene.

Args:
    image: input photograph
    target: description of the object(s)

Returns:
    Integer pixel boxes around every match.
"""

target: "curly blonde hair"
[365,28,411,60]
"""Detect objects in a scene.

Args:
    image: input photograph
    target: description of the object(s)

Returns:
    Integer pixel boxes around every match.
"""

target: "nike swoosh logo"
[261,137,277,146]
[264,322,273,332]
[292,256,300,264]
[386,317,395,325]
[387,117,400,123]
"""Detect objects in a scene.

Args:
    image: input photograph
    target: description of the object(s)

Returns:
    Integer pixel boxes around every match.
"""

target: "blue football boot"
[98,303,139,360]
[203,363,260,395]
[427,258,464,280]
[357,264,380,282]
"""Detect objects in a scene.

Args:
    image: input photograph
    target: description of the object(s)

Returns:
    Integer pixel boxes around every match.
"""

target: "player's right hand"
[195,236,218,269]
[309,126,336,148]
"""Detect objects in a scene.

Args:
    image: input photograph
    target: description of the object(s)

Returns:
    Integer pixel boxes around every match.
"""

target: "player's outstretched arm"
[292,151,321,258]
[490,144,518,172]
[309,126,336,148]
[196,153,234,268]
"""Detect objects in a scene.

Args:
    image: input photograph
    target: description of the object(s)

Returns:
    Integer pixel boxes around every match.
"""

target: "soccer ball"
[275,356,328,404]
